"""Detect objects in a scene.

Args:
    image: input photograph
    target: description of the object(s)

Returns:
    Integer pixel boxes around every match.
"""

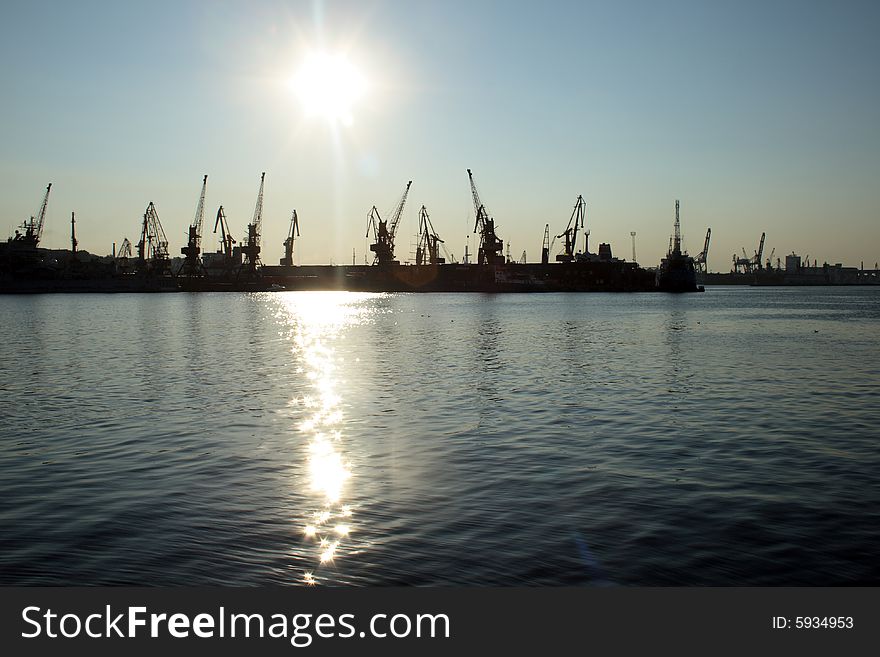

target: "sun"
[290,51,367,126]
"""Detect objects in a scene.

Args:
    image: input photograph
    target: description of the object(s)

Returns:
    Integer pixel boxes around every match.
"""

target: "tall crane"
[12,183,52,249]
[213,206,237,275]
[766,247,776,271]
[117,238,133,259]
[179,175,208,277]
[115,237,133,273]
[670,200,683,257]
[541,224,550,264]
[416,205,446,265]
[556,195,586,262]
[239,172,266,278]
[733,231,766,273]
[366,180,412,265]
[754,232,766,270]
[137,201,172,276]
[466,169,505,265]
[695,227,711,273]
[70,212,78,256]
[280,210,300,266]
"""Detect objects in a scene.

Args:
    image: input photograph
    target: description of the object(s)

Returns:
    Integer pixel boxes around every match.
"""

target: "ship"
[656,200,703,292]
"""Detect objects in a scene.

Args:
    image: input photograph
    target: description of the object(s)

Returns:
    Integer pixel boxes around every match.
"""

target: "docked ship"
[656,200,703,292]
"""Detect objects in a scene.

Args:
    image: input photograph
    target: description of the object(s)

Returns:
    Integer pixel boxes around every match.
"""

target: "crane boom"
[252,171,265,242]
[416,205,446,265]
[281,209,300,266]
[367,180,412,265]
[240,172,265,276]
[179,174,208,276]
[755,232,766,269]
[14,183,52,248]
[34,183,51,244]
[466,169,505,265]
[556,195,586,262]
[387,180,412,243]
[541,223,550,264]
[137,201,172,275]
[695,227,711,273]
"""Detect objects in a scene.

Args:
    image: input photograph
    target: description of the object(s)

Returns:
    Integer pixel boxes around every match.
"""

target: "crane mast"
[466,169,505,265]
[541,224,550,264]
[281,210,300,266]
[213,206,237,275]
[556,195,585,262]
[180,174,208,277]
[755,232,766,270]
[367,180,412,265]
[416,205,446,265]
[670,200,682,257]
[241,172,265,276]
[695,227,711,273]
[137,201,172,275]
[70,212,78,256]
[13,183,52,249]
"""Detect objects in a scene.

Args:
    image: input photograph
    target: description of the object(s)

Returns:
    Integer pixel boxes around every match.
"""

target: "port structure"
[9,183,51,251]
[70,211,78,257]
[366,180,412,266]
[556,195,586,262]
[115,237,133,273]
[137,202,172,276]
[212,206,238,276]
[415,205,446,265]
[672,201,682,256]
[280,210,300,266]
[733,231,765,273]
[179,175,208,278]
[695,228,711,273]
[541,224,550,264]
[467,169,505,265]
[239,172,265,278]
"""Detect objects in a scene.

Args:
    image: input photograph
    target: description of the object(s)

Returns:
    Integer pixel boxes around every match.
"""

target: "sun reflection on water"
[274,292,379,585]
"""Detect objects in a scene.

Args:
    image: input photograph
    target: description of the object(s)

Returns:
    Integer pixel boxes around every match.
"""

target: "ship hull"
[261,261,659,293]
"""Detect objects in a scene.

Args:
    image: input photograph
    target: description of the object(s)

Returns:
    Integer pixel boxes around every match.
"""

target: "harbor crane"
[467,169,505,265]
[695,227,711,273]
[280,210,300,266]
[416,205,446,265]
[732,231,765,273]
[240,172,265,278]
[137,202,172,276]
[213,206,238,275]
[179,175,208,277]
[116,237,132,259]
[115,237,133,273]
[556,195,586,262]
[70,212,78,257]
[766,247,776,271]
[754,232,766,270]
[366,180,411,265]
[541,224,550,264]
[669,200,684,257]
[12,183,52,249]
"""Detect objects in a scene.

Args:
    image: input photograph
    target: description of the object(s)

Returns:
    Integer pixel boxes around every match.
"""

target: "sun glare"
[291,51,367,126]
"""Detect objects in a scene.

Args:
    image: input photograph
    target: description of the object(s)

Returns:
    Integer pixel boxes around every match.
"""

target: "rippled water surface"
[1,287,878,585]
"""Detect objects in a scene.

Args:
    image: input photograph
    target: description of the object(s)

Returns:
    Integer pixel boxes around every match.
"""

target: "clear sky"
[1,0,878,269]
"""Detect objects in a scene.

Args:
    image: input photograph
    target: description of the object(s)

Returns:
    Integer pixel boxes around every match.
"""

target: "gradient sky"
[1,0,878,268]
